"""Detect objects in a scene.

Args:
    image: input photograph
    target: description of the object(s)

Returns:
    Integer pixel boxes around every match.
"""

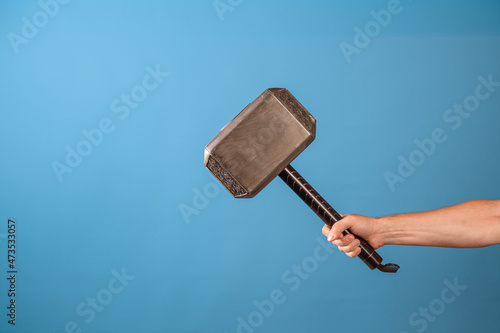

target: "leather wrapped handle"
[278,165,399,273]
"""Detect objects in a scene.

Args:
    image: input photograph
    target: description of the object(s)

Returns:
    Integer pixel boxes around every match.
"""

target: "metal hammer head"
[204,88,316,198]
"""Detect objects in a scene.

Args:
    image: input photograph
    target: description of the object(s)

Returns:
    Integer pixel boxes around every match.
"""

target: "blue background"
[1,0,499,332]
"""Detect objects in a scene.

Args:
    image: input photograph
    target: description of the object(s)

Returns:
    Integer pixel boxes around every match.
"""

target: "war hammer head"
[204,88,316,198]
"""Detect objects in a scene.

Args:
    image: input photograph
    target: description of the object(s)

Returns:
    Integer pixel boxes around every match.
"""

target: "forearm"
[378,200,500,248]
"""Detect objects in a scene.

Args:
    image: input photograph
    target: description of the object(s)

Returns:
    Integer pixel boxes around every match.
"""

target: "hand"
[321,214,384,257]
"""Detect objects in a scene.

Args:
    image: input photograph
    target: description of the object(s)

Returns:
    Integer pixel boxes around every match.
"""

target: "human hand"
[321,214,384,257]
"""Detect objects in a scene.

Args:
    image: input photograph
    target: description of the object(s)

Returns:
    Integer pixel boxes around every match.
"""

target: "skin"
[322,200,500,258]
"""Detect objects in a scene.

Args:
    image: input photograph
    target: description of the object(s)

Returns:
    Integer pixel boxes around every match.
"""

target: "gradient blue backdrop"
[1,1,499,332]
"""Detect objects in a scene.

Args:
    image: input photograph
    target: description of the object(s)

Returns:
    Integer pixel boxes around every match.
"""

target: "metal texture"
[204,88,315,198]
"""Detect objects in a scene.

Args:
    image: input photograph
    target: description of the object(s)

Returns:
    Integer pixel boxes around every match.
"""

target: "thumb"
[327,216,355,241]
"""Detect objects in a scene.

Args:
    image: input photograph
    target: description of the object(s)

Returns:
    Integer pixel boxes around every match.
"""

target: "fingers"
[332,233,354,247]
[327,217,354,242]
[344,247,362,258]
[331,233,361,257]
[321,224,331,237]
[336,236,360,256]
[322,215,362,258]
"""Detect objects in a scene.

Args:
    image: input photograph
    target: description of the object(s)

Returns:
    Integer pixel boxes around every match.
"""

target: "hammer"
[204,88,399,273]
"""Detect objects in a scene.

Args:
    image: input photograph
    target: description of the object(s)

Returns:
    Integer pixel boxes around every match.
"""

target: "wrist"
[374,215,392,247]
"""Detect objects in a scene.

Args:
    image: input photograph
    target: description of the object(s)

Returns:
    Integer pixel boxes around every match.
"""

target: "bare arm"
[322,200,500,257]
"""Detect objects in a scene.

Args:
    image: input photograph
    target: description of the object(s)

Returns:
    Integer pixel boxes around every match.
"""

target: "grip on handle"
[278,165,399,273]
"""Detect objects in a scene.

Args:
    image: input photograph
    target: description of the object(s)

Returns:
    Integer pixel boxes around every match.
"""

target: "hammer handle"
[278,165,399,273]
